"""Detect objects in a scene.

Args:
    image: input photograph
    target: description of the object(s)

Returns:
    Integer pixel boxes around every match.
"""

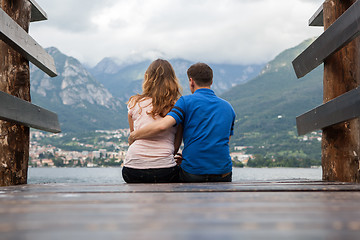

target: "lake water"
[27,167,322,184]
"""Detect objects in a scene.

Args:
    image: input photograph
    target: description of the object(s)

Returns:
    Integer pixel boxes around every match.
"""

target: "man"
[128,63,236,182]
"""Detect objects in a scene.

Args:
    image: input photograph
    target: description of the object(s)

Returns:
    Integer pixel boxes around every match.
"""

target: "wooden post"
[0,0,31,186]
[322,0,360,182]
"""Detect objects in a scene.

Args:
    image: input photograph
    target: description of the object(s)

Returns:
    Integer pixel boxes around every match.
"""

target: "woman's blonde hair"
[128,59,182,118]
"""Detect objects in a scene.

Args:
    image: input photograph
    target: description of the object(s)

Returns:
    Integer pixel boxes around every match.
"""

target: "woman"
[122,59,183,183]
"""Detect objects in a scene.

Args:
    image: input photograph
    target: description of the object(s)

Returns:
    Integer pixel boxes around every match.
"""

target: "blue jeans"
[122,166,179,183]
[179,168,232,183]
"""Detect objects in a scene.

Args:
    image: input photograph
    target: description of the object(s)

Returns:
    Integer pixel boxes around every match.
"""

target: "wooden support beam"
[0,8,57,77]
[0,0,31,186]
[29,0,47,22]
[296,87,360,136]
[292,0,360,78]
[309,4,324,27]
[0,91,61,133]
[321,0,360,183]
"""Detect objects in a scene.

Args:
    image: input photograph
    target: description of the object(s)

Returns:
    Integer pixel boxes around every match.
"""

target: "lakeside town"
[30,130,129,168]
[29,129,252,168]
[30,129,322,168]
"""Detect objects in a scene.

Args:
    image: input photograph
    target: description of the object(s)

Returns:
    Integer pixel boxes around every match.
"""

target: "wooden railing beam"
[30,0,47,22]
[296,87,360,136]
[309,4,324,27]
[292,0,360,78]
[0,8,57,77]
[0,91,61,133]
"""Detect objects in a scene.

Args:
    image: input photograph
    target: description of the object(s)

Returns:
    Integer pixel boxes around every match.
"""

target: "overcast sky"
[30,0,324,67]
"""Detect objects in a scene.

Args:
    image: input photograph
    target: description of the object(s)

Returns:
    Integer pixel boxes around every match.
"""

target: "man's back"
[169,88,235,175]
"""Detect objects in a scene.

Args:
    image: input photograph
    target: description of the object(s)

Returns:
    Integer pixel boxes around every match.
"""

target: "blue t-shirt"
[167,88,235,175]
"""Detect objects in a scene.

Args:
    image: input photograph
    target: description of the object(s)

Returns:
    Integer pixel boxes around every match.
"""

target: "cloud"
[34,0,116,32]
[30,0,324,66]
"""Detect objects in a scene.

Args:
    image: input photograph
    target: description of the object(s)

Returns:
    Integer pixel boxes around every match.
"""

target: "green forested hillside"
[223,38,323,161]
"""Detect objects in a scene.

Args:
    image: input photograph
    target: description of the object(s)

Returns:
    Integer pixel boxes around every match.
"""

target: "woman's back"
[125,97,177,169]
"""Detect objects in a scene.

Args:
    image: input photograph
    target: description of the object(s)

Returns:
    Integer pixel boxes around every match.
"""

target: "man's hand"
[128,131,136,145]
[174,153,183,166]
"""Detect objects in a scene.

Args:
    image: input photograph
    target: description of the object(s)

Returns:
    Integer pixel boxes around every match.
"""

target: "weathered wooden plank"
[309,4,324,26]
[0,8,57,77]
[292,0,360,78]
[296,87,360,136]
[2,181,360,194]
[0,91,61,133]
[30,0,48,22]
[0,183,360,240]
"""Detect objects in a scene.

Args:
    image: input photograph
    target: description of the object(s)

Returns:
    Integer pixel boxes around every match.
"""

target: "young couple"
[122,59,235,183]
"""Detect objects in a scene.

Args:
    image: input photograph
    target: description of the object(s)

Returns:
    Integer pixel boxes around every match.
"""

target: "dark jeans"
[179,168,232,183]
[122,166,179,183]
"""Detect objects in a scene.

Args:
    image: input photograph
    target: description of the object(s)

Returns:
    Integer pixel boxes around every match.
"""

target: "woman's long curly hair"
[128,59,182,118]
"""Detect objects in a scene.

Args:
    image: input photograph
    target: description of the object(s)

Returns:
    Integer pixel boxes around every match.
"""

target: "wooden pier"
[1,181,360,239]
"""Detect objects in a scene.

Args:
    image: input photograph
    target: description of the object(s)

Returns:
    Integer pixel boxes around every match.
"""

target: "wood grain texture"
[0,0,31,186]
[0,182,359,239]
[321,0,360,183]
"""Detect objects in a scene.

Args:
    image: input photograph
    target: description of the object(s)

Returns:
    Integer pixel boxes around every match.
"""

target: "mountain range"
[30,38,323,159]
[30,48,264,132]
[30,47,127,132]
[87,58,264,102]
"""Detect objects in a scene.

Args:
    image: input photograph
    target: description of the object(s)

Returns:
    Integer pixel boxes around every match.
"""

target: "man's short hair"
[187,63,213,87]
